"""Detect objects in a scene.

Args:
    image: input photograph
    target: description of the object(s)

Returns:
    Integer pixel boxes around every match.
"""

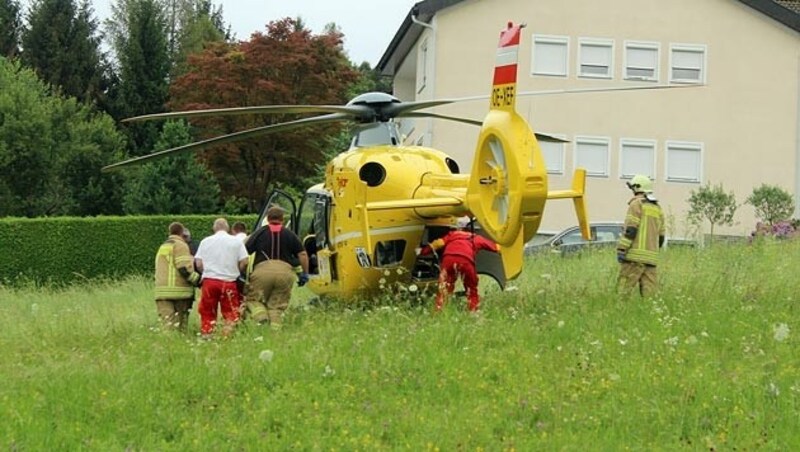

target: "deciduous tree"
[746,184,795,226]
[0,57,126,217]
[169,17,359,210]
[687,182,738,242]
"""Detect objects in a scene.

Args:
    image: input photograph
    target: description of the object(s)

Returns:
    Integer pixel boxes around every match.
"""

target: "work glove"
[414,247,422,256]
[616,250,626,263]
[297,272,309,287]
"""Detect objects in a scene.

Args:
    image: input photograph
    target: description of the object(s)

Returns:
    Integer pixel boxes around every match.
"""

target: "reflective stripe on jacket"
[154,235,199,300]
[617,196,665,266]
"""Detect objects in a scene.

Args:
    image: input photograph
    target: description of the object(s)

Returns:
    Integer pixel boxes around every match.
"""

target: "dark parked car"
[524,222,624,256]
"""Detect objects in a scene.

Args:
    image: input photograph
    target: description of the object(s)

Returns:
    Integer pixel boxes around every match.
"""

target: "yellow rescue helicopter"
[104,22,591,300]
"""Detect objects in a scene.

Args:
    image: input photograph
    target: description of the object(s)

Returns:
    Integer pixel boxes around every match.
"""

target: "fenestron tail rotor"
[486,137,509,225]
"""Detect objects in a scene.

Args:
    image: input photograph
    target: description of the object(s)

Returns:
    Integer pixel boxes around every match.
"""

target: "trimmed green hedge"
[0,215,257,286]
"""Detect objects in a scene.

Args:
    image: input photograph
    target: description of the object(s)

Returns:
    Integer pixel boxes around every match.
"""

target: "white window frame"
[669,43,707,84]
[574,136,611,178]
[665,141,703,183]
[623,41,659,82]
[416,39,428,93]
[578,37,614,79]
[619,138,656,180]
[539,136,567,175]
[531,34,569,77]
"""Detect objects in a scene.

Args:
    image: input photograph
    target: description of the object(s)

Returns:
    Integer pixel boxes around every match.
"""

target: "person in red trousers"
[194,218,249,337]
[418,216,499,312]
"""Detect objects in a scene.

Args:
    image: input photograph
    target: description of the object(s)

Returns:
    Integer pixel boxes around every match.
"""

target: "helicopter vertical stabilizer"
[466,22,547,281]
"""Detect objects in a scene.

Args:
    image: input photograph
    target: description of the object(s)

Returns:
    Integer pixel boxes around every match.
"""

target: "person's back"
[420,216,498,312]
[244,207,309,327]
[197,230,247,281]
[232,221,247,242]
[616,175,665,297]
[154,222,200,332]
[622,196,664,266]
[194,218,249,337]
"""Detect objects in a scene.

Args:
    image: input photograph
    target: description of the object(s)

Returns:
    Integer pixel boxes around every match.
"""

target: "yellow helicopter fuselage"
[304,144,471,299]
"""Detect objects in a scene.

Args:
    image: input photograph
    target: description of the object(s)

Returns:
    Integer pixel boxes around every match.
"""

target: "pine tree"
[0,0,21,57]
[167,0,228,76]
[107,0,171,154]
[122,120,221,214]
[21,0,107,105]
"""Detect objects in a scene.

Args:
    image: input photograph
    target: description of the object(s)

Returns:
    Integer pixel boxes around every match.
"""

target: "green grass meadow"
[1,241,799,450]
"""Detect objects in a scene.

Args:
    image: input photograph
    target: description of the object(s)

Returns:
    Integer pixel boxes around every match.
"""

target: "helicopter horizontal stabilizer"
[366,197,463,211]
[547,169,590,240]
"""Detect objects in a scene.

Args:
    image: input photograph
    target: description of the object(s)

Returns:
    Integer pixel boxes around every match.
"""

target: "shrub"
[746,184,794,226]
[0,215,256,286]
[687,182,738,241]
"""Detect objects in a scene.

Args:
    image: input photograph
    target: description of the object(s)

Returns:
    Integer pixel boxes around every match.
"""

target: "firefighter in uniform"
[244,206,309,327]
[154,222,201,332]
[616,175,666,297]
[419,216,499,312]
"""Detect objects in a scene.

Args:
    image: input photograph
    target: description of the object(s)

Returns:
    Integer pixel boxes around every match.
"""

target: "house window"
[665,141,703,183]
[532,35,569,77]
[417,39,428,93]
[624,41,659,81]
[579,38,613,79]
[620,139,656,179]
[539,139,566,175]
[670,44,706,84]
[574,136,610,177]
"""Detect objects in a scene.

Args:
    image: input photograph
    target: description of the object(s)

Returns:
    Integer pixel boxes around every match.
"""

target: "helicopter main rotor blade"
[516,83,700,98]
[437,84,701,103]
[103,113,350,172]
[399,111,482,126]
[535,133,569,143]
[122,105,373,123]
[400,112,568,143]
[382,99,454,117]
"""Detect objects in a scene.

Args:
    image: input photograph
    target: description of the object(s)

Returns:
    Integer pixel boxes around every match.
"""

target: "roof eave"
[738,0,800,32]
[376,0,468,76]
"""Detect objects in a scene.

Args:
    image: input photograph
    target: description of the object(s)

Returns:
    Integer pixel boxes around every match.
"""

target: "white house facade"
[378,0,800,236]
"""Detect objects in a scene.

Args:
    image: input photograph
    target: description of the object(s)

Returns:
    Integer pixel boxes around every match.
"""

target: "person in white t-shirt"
[232,221,248,242]
[195,218,249,337]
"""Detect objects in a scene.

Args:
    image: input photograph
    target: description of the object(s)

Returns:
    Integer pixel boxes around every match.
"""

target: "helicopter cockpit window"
[313,197,329,249]
[375,240,406,267]
[297,194,317,239]
[359,162,386,187]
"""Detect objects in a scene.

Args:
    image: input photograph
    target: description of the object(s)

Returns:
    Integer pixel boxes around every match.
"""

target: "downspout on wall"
[411,13,436,146]
[796,54,800,216]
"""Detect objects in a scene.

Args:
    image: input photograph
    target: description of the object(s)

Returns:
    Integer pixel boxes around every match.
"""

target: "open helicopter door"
[258,189,298,231]
[472,221,519,290]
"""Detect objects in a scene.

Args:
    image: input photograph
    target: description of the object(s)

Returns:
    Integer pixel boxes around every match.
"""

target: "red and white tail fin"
[491,22,524,112]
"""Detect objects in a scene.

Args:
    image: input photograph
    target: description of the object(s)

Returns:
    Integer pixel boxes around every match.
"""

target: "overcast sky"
[19,0,420,66]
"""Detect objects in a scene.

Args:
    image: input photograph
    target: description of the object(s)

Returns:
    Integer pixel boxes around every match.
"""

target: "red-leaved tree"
[170,18,359,210]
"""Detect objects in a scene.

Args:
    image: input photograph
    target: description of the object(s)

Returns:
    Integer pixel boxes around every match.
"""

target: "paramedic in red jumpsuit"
[419,217,499,311]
